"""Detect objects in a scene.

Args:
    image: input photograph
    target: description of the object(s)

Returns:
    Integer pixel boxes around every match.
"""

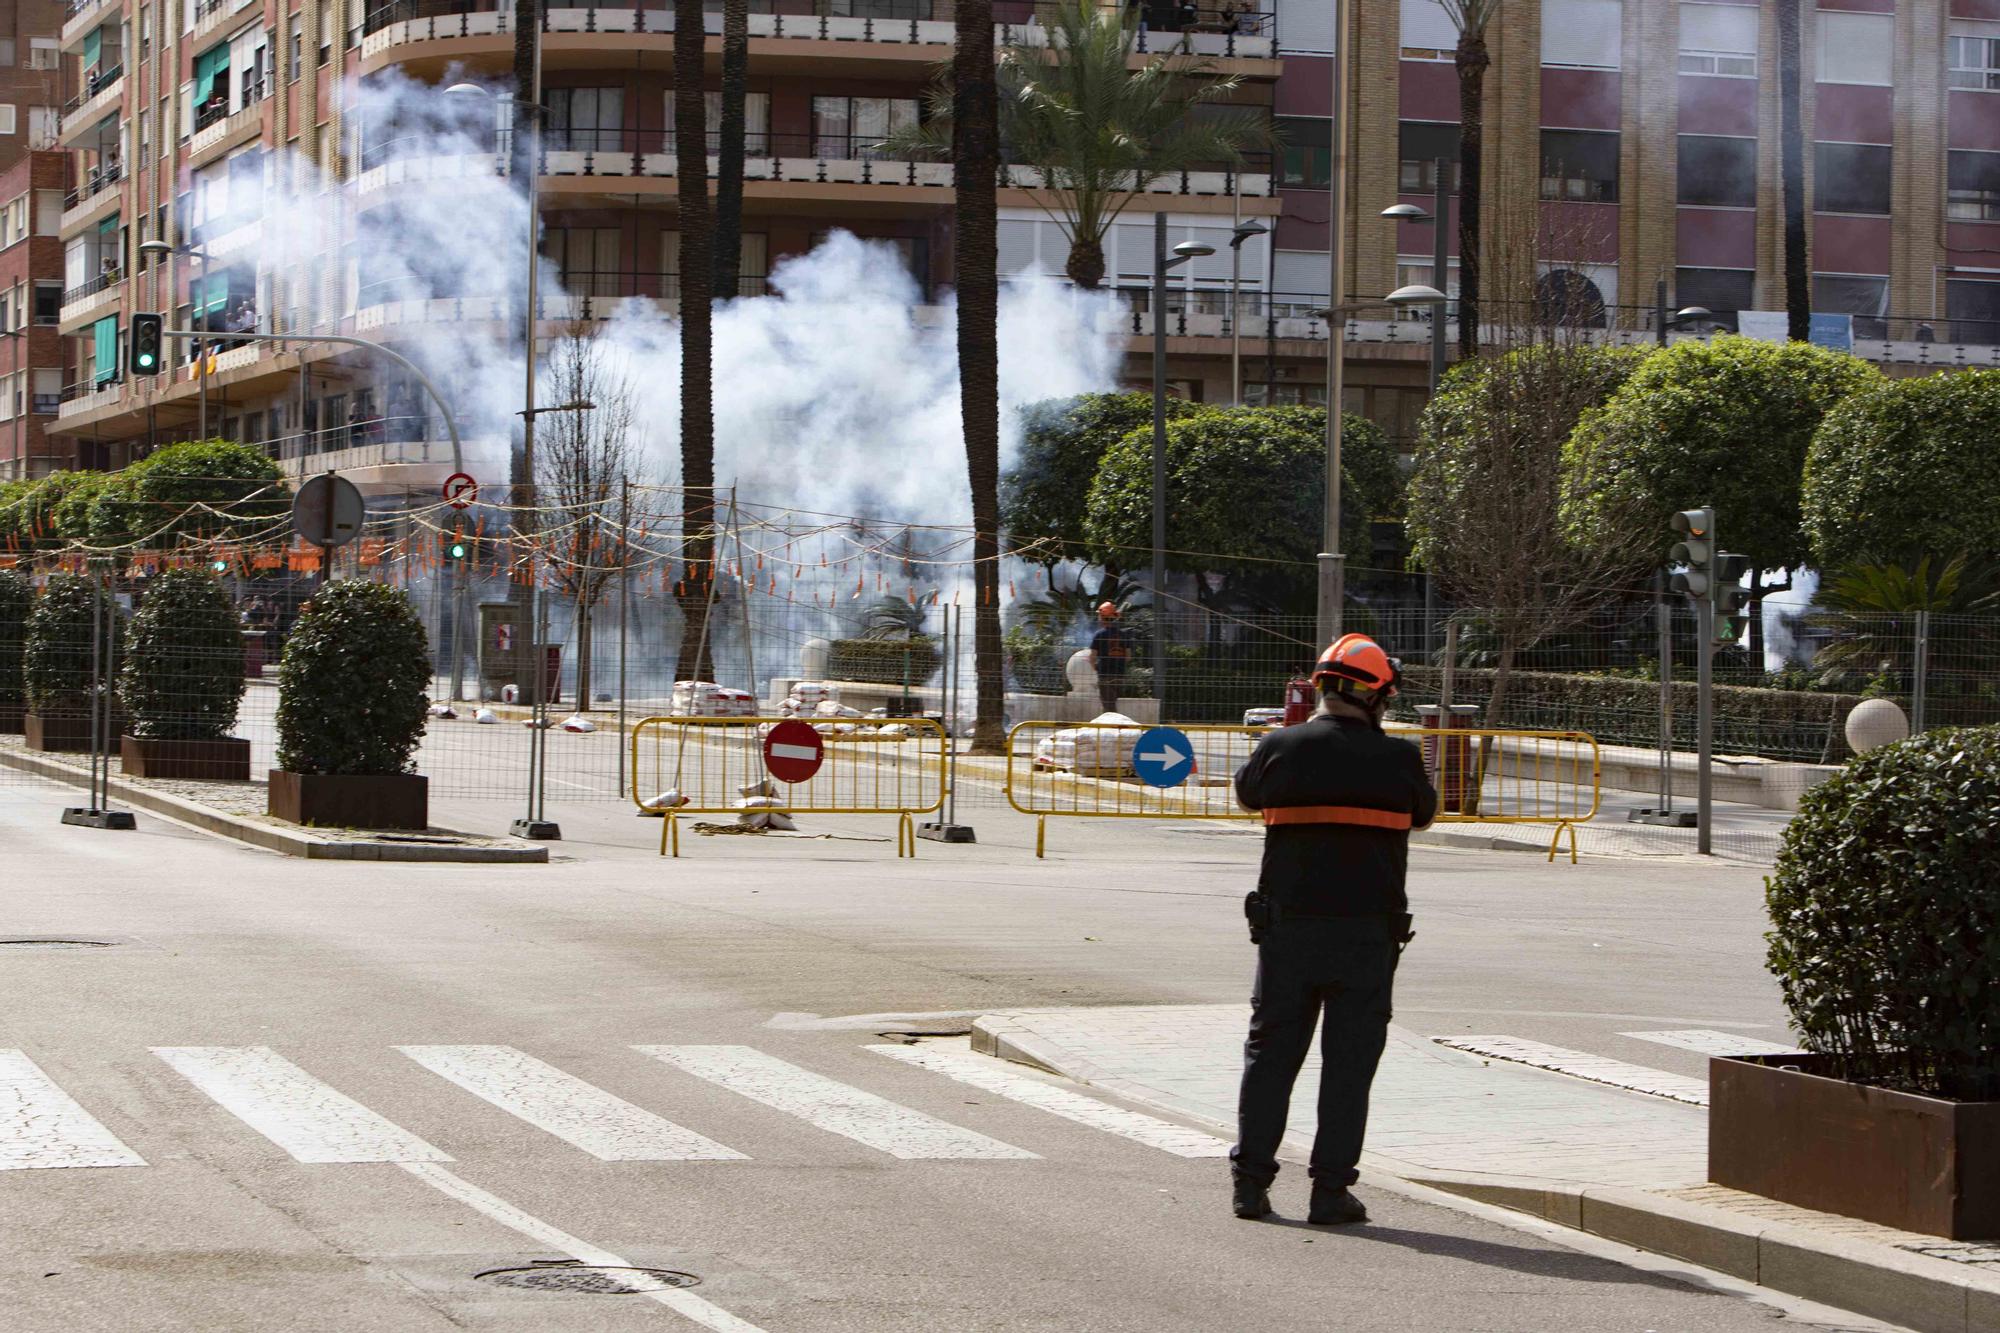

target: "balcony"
[58,268,125,332]
[192,0,261,44]
[60,159,125,233]
[270,420,469,494]
[359,3,1275,73]
[188,87,268,167]
[60,0,120,54]
[58,373,126,420]
[58,65,125,148]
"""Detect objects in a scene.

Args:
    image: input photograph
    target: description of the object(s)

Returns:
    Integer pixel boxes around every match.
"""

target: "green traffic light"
[449,542,468,560]
[138,353,155,368]
[211,560,227,572]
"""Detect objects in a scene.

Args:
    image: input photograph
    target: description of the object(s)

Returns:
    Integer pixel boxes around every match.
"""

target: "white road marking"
[0,1050,146,1169]
[153,1046,451,1163]
[400,1162,765,1331]
[1432,1036,1712,1106]
[866,1044,1229,1158]
[1621,1028,1805,1057]
[637,1045,1037,1160]
[396,1045,746,1161]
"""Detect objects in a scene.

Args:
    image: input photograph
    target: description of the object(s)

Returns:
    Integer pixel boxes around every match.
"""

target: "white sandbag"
[738,778,778,799]
[878,722,912,738]
[814,700,863,718]
[764,811,799,832]
[560,715,597,733]
[428,704,457,719]
[474,708,500,724]
[643,789,692,810]
[1034,713,1141,775]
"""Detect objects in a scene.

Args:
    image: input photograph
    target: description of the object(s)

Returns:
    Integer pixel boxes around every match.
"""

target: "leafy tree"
[1563,336,1880,574]
[10,472,93,551]
[50,471,119,543]
[0,568,31,710]
[120,567,246,741]
[1407,342,1652,723]
[1802,369,2000,572]
[275,581,431,776]
[0,479,33,550]
[125,440,290,548]
[1083,407,1393,606]
[888,0,1264,288]
[1003,392,1204,566]
[1804,554,2000,692]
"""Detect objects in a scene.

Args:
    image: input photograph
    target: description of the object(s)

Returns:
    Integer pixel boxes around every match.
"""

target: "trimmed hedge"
[25,573,122,717]
[0,569,30,708]
[120,568,246,741]
[1396,665,1864,764]
[825,637,941,686]
[276,581,431,775]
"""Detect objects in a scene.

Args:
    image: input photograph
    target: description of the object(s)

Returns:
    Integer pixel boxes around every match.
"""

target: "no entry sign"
[443,472,479,509]
[763,720,826,784]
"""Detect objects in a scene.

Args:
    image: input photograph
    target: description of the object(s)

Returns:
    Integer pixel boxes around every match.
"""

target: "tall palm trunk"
[674,0,717,684]
[1453,29,1489,361]
[956,0,1004,754]
[1065,237,1105,289]
[713,0,749,301]
[1776,0,1810,342]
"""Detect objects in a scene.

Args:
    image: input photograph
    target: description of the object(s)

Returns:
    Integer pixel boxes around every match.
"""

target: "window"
[1679,2,1756,77]
[140,6,152,62]
[289,16,302,81]
[1818,12,1891,86]
[1675,267,1752,327]
[0,40,12,66]
[1950,151,2000,222]
[33,369,61,415]
[319,8,333,65]
[1813,274,1887,338]
[811,96,917,159]
[1540,129,1619,202]
[543,226,621,296]
[1399,121,1460,193]
[1949,24,2000,91]
[664,91,771,154]
[1542,0,1622,70]
[1677,134,1756,207]
[35,191,60,235]
[661,230,767,297]
[1400,0,1457,60]
[1949,278,2000,344]
[1277,118,1331,189]
[1815,142,1891,214]
[0,108,15,137]
[28,38,58,71]
[26,108,57,150]
[547,87,625,152]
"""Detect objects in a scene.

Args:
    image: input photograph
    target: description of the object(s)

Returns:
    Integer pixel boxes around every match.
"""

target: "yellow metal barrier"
[1005,720,1601,862]
[629,715,947,858]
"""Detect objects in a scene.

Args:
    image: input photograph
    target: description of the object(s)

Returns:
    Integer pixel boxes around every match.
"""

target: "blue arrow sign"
[1132,726,1196,789]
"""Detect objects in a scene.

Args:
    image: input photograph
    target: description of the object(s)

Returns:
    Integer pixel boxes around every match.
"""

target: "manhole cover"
[0,939,116,950]
[474,1263,701,1294]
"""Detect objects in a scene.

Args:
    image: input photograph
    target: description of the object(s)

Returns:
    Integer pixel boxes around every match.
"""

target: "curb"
[0,748,547,863]
[969,1014,2000,1333]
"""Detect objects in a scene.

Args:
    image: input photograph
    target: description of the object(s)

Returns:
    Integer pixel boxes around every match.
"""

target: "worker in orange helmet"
[1086,601,1132,714]
[1228,632,1437,1226]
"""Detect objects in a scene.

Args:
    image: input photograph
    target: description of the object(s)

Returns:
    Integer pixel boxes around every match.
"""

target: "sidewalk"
[972,1005,2000,1333]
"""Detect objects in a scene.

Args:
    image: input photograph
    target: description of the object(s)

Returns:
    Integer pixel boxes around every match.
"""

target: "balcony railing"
[64,158,125,210]
[61,63,124,118]
[62,267,125,307]
[60,372,124,405]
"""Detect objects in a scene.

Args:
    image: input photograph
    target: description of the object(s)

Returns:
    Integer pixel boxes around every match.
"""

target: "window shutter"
[1680,3,1755,55]
[1399,0,1459,54]
[1818,12,1891,86]
[1542,0,1622,69]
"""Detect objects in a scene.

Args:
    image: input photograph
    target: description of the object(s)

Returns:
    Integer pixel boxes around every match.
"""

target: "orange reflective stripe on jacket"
[1261,805,1413,831]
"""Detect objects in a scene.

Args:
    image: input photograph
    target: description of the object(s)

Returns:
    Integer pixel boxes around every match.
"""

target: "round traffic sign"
[1132,725,1196,789]
[291,473,366,549]
[763,719,826,784]
[443,472,479,510]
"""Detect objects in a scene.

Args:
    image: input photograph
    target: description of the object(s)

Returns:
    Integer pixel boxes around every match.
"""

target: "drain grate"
[0,938,117,950]
[474,1262,701,1295]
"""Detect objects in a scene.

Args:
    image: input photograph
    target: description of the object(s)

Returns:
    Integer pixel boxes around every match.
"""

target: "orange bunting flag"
[905,585,916,605]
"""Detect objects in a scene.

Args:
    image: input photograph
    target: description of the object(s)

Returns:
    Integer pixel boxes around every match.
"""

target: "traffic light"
[444,530,473,563]
[1713,552,1751,644]
[1668,507,1715,600]
[129,312,164,376]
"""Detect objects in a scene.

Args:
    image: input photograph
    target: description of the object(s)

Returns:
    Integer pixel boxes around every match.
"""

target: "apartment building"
[0,152,73,478]
[1,0,70,176]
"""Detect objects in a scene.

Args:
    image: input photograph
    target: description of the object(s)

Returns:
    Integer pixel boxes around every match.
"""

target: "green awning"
[83,27,101,70]
[193,44,230,106]
[92,317,118,384]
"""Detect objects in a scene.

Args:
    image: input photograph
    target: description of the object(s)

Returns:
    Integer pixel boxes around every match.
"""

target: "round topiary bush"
[120,568,246,741]
[1765,726,2000,1102]
[275,581,431,776]
[0,568,31,710]
[24,573,121,716]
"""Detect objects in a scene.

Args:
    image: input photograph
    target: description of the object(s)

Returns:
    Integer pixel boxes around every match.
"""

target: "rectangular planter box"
[121,735,251,781]
[24,712,125,753]
[267,770,428,831]
[0,702,21,736]
[1710,1053,2000,1239]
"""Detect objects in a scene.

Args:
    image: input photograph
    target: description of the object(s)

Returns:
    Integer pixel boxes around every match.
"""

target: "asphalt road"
[0,780,1866,1333]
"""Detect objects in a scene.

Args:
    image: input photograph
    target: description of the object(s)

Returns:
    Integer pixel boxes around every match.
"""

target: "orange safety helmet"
[1311,633,1401,698]
[1096,601,1121,621]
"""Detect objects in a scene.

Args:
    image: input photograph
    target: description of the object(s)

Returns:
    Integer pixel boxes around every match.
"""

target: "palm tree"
[673,0,717,683]
[713,0,750,301]
[1440,0,1501,361]
[1776,0,1811,341]
[889,0,1264,289]
[1809,555,2000,686]
[954,0,1005,753]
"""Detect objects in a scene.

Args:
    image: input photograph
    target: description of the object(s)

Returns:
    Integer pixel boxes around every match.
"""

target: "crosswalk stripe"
[1434,1036,1711,1106]
[0,1050,146,1170]
[866,1044,1230,1158]
[154,1046,451,1163]
[1620,1028,1805,1057]
[396,1045,747,1161]
[637,1045,1038,1161]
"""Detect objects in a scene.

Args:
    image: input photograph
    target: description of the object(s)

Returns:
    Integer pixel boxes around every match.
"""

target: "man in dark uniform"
[1230,633,1437,1225]
[1087,602,1132,713]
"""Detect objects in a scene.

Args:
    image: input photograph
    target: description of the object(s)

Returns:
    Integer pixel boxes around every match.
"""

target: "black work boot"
[1307,1183,1368,1226]
[1231,1175,1272,1220]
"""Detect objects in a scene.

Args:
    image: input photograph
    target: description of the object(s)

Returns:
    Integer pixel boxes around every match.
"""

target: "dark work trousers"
[1097,674,1123,712]
[1231,916,1399,1187]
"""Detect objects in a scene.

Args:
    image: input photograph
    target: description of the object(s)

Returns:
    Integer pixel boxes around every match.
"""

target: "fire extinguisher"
[1283,671,1314,726]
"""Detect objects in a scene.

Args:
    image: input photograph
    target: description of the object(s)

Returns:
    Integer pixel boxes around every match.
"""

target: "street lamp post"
[1227,220,1267,406]
[1150,214,1215,712]
[511,398,594,842]
[1381,157,1452,396]
[139,238,210,438]
[1654,279,1712,346]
